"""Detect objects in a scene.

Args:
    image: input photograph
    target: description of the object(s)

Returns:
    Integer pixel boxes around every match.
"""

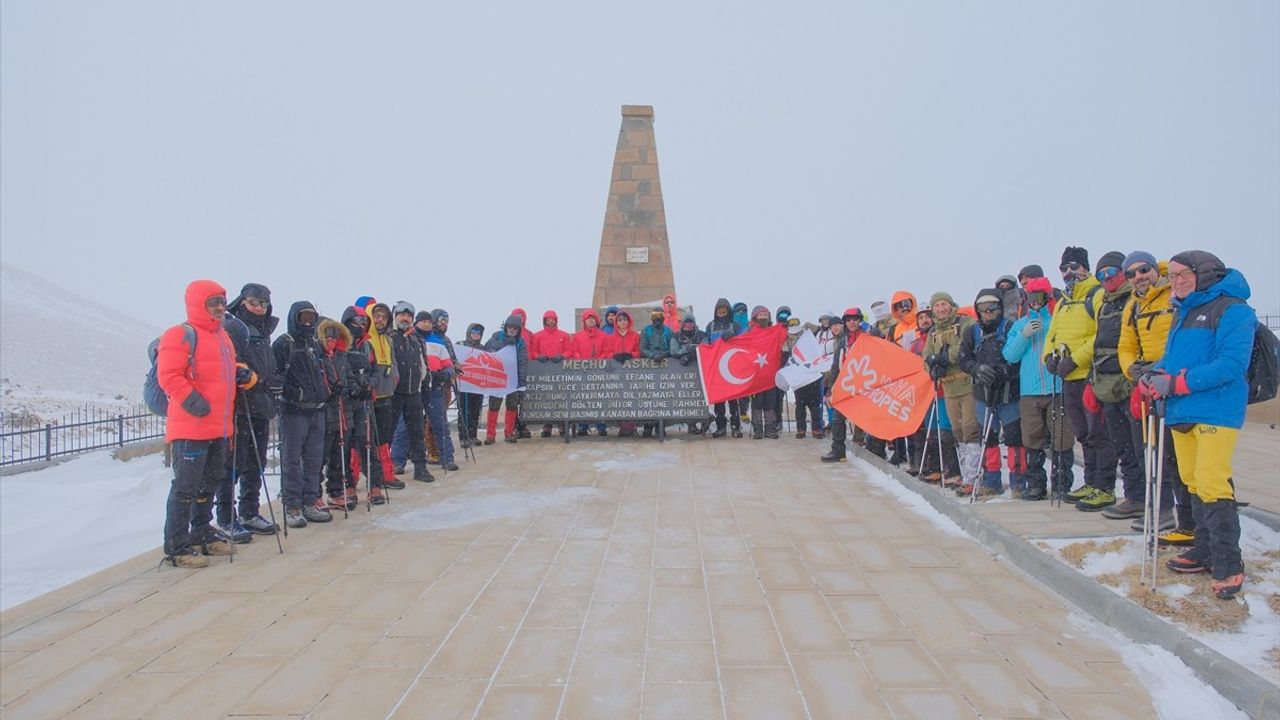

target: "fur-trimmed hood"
[317,317,353,352]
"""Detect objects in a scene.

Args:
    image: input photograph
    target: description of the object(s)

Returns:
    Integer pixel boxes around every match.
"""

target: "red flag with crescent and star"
[696,324,788,405]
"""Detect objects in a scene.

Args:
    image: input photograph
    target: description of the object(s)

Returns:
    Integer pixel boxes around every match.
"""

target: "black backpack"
[1247,321,1280,405]
[144,323,196,416]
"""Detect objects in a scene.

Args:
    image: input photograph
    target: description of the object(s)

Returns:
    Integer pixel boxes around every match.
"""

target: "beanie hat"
[1123,250,1158,270]
[928,291,955,308]
[1170,250,1227,292]
[751,305,770,319]
[974,290,1002,307]
[1018,265,1045,280]
[1060,246,1089,269]
[431,308,449,324]
[995,274,1018,289]
[842,307,864,320]
[1097,251,1126,270]
[239,283,271,303]
[354,295,377,310]
[415,310,432,323]
[392,300,415,317]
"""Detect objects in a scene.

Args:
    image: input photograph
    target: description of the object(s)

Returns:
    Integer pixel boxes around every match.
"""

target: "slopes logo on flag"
[455,345,519,397]
[697,324,787,405]
[829,334,935,439]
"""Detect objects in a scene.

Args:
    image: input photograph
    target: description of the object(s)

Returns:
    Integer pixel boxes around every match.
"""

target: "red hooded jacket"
[572,310,609,359]
[531,310,574,359]
[511,307,535,348]
[662,293,681,332]
[158,280,237,441]
[603,311,640,356]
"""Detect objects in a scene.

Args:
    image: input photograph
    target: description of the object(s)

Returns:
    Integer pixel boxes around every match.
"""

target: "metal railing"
[1263,314,1280,334]
[0,404,165,467]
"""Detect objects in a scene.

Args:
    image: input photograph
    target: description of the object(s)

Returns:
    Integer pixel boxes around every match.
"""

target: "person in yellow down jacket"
[1117,251,1191,546]
[1043,246,1112,504]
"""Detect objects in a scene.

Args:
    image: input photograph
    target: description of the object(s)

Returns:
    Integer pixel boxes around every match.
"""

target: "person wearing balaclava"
[669,312,708,435]
[339,304,382,506]
[1043,246,1110,504]
[870,300,894,338]
[995,275,1023,324]
[1142,250,1255,601]
[1078,251,1141,514]
[957,289,1023,500]
[272,301,334,528]
[220,283,281,538]
[640,308,674,438]
[1117,251,1187,543]
[705,299,744,438]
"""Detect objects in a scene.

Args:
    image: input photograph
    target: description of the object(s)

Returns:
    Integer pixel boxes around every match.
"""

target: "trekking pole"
[971,404,996,504]
[1151,399,1167,590]
[934,381,945,485]
[364,404,374,512]
[368,394,390,506]
[240,394,283,554]
[335,396,350,520]
[1048,360,1061,508]
[453,379,476,463]
[1139,400,1153,584]
[918,400,937,477]
[275,415,291,539]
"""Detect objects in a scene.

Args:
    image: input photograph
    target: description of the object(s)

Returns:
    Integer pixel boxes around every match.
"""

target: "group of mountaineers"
[154,245,1264,601]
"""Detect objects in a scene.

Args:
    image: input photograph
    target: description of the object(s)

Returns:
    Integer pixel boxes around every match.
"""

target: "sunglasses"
[1059,262,1084,273]
[244,298,268,309]
[350,316,369,326]
[1124,264,1154,279]
[1095,267,1121,282]
[1026,292,1048,306]
[976,302,1000,314]
[893,300,913,312]
[206,296,227,307]
[663,300,675,306]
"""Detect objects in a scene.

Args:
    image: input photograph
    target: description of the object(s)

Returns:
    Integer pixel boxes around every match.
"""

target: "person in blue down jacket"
[1140,250,1255,601]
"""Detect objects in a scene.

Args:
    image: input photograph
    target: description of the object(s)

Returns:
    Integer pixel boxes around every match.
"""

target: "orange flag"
[830,334,937,439]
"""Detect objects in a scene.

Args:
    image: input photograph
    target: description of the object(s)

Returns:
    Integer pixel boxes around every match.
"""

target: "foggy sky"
[3,1,1277,335]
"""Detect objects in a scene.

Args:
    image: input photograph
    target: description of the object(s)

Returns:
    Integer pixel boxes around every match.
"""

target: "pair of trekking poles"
[1139,398,1167,590]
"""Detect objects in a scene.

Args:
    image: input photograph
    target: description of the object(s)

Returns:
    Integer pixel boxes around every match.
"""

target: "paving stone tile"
[1047,692,1157,719]
[2,652,152,720]
[720,666,808,720]
[425,590,533,679]
[706,575,767,607]
[139,655,286,720]
[710,605,787,667]
[387,677,487,719]
[791,653,894,719]
[648,586,711,643]
[580,600,648,654]
[357,635,441,668]
[752,549,815,589]
[879,688,979,719]
[495,627,579,685]
[522,593,592,629]
[475,684,563,719]
[652,567,703,587]
[989,636,1116,693]
[768,589,851,653]
[642,681,723,720]
[857,640,949,689]
[561,652,643,718]
[812,568,876,596]
[234,622,377,715]
[935,651,1062,718]
[308,665,421,719]
[827,595,913,641]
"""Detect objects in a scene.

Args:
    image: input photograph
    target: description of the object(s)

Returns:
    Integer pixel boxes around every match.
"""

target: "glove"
[551,356,563,363]
[181,390,211,417]
[1083,384,1101,413]
[267,377,284,398]
[537,355,549,362]
[975,364,999,386]
[1054,356,1077,378]
[235,364,257,390]
[1140,370,1189,400]
[680,355,694,366]
[1044,354,1059,375]
[613,352,633,362]
[1021,319,1042,338]
[1128,360,1152,380]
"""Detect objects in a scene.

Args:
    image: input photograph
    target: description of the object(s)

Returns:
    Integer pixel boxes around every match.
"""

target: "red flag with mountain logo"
[696,324,787,405]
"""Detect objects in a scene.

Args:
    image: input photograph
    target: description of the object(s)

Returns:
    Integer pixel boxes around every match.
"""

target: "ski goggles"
[1095,266,1121,282]
[893,299,914,312]
[1059,262,1085,273]
[243,297,268,309]
[205,296,227,307]
[976,302,1001,314]
[1026,291,1049,307]
[1124,264,1155,279]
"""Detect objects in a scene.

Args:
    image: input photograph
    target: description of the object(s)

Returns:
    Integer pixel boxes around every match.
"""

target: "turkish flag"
[830,334,936,439]
[697,324,788,405]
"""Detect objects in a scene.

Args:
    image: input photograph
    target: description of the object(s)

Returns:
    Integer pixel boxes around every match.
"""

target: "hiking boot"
[504,436,518,444]
[427,453,441,464]
[1064,485,1093,504]
[812,430,824,439]
[369,487,387,506]
[598,427,609,436]
[541,427,552,438]
[1212,573,1244,600]
[1101,498,1144,519]
[712,428,727,438]
[384,477,406,490]
[518,428,532,439]
[1166,552,1209,574]
[303,502,333,523]
[942,475,962,489]
[642,427,654,438]
[955,482,974,497]
[796,431,806,439]
[199,539,236,556]
[167,550,209,569]
[442,461,459,471]
[731,428,743,439]
[393,465,406,476]
[1023,485,1048,501]
[888,451,907,466]
[216,521,252,545]
[241,514,278,535]
[413,466,436,483]
[820,452,847,464]
[1076,488,1116,511]
[344,487,360,510]
[326,494,349,513]
[922,472,942,484]
[483,437,495,445]
[1157,527,1196,547]
[285,508,307,529]
[974,486,1003,500]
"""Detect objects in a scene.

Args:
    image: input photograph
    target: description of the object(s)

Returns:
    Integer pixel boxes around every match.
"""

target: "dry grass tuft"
[1060,540,1101,568]
[1268,647,1280,673]
[1268,594,1280,617]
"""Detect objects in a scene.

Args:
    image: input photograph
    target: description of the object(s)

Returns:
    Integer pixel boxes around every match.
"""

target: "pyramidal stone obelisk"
[590,105,676,311]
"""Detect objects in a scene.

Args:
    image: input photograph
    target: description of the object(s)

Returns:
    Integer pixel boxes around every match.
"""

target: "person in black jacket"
[389,301,433,482]
[957,289,1023,499]
[220,283,280,537]
[272,301,333,527]
[342,305,387,505]
[705,298,743,438]
[317,318,357,511]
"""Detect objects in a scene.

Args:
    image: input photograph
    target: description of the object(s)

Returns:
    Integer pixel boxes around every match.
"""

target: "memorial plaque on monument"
[521,358,708,423]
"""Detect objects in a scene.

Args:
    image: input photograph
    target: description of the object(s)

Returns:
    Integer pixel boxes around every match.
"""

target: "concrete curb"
[850,445,1280,720]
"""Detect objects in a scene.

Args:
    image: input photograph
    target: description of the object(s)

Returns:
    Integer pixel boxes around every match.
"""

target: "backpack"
[144,323,196,416]
[1247,322,1280,405]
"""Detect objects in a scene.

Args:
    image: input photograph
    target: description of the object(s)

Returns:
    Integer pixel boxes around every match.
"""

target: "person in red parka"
[662,293,681,332]
[572,309,610,436]
[603,310,641,436]
[532,310,574,437]
[157,279,242,568]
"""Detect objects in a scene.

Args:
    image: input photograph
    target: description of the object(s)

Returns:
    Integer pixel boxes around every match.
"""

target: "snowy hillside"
[0,262,159,419]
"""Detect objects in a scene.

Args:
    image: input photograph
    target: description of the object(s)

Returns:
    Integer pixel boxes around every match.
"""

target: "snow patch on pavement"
[1,449,170,610]
[375,487,600,532]
[593,449,680,473]
[851,458,970,539]
[1064,613,1249,720]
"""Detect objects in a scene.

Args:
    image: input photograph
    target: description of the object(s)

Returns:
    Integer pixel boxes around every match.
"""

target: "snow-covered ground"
[0,448,171,610]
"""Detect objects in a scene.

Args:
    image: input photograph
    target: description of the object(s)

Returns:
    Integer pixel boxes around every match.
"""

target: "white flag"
[775,330,833,391]
[455,345,519,398]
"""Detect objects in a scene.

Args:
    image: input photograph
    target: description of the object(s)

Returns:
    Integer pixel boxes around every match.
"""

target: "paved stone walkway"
[1,436,1159,719]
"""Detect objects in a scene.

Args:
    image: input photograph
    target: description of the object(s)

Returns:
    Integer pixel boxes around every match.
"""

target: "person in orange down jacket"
[158,280,241,568]
[572,309,610,436]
